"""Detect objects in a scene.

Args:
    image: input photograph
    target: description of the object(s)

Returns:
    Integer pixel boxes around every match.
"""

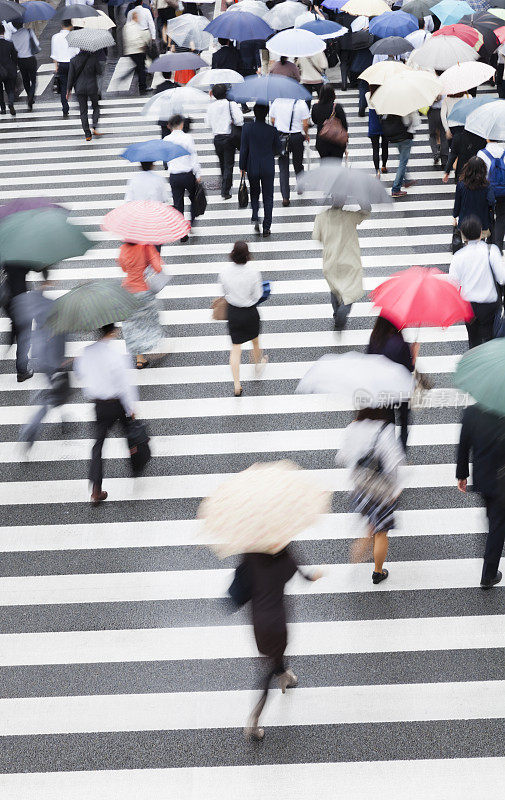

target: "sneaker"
[392,190,407,198]
[372,568,389,585]
[403,179,416,188]
[17,370,34,383]
[480,570,502,590]
[433,155,440,166]
[381,165,388,174]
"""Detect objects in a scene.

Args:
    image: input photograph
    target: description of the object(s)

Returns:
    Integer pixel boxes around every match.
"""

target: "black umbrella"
[0,0,23,22]
[461,11,502,54]
[53,4,100,20]
[370,36,414,56]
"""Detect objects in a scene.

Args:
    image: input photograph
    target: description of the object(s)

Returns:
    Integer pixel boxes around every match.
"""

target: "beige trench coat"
[312,207,370,305]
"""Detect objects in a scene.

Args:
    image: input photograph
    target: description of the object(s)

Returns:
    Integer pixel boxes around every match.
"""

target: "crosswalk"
[1,75,504,798]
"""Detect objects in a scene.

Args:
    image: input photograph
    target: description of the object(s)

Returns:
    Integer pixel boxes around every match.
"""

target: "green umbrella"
[454,338,505,416]
[0,208,91,270]
[47,279,140,333]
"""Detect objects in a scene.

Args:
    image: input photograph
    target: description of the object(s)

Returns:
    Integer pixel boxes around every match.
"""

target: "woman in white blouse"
[219,241,267,396]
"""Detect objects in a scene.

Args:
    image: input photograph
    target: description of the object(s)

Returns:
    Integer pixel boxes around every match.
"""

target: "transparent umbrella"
[267,28,327,56]
[141,86,211,121]
[298,160,392,207]
[265,0,304,30]
[465,98,505,140]
[165,14,213,50]
[228,0,269,17]
[188,68,245,88]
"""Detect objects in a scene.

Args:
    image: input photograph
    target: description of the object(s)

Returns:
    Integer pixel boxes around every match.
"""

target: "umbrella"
[495,23,505,40]
[370,35,414,54]
[0,197,66,222]
[401,0,433,16]
[341,0,391,15]
[370,69,441,115]
[459,8,503,25]
[228,0,269,17]
[73,9,116,30]
[141,86,211,121]
[369,10,419,36]
[229,74,311,103]
[165,14,213,50]
[120,140,189,163]
[66,29,115,52]
[322,0,348,9]
[490,7,505,16]
[21,1,55,22]
[359,58,408,82]
[198,460,330,558]
[298,160,392,207]
[296,352,414,406]
[465,99,505,140]
[53,3,99,19]
[448,95,496,125]
[188,68,245,88]
[433,22,484,47]
[430,0,474,23]
[47,280,140,334]
[299,18,348,38]
[265,1,305,30]
[266,29,326,56]
[454,339,505,416]
[371,267,473,329]
[0,209,91,270]
[0,0,23,21]
[205,10,273,41]
[148,53,208,73]
[407,34,478,69]
[102,201,190,244]
[439,61,495,93]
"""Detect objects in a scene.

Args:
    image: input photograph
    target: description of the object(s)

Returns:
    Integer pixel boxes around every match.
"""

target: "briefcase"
[194,181,207,217]
[126,418,151,477]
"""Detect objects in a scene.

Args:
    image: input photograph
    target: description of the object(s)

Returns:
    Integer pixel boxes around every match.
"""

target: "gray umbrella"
[66,29,115,52]
[400,0,433,17]
[298,160,392,208]
[370,36,414,56]
[53,4,100,19]
[0,0,23,22]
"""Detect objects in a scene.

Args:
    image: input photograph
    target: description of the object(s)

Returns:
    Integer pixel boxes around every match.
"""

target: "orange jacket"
[119,243,162,293]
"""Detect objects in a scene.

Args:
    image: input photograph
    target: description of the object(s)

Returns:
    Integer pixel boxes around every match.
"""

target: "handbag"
[352,422,395,505]
[28,31,41,56]
[228,101,242,150]
[279,100,297,158]
[451,227,463,254]
[126,417,152,477]
[211,296,228,320]
[144,265,171,294]
[49,370,72,407]
[194,180,207,217]
[228,559,252,608]
[237,174,249,209]
[53,74,61,94]
[256,280,270,305]
[319,106,349,148]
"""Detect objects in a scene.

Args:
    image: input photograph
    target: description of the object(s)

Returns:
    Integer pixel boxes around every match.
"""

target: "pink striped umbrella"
[102,201,190,244]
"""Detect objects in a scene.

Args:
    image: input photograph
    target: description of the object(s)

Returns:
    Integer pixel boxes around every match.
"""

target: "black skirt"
[227,303,260,345]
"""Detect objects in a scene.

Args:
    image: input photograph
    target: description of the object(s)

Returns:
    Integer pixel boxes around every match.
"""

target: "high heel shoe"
[278,668,298,694]
[244,715,264,741]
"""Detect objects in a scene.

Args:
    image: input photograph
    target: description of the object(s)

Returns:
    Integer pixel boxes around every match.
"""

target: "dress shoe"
[392,190,407,198]
[282,198,290,207]
[381,166,388,174]
[85,135,92,141]
[480,570,502,590]
[180,234,189,242]
[63,112,69,118]
[27,98,34,110]
[262,229,271,237]
[17,370,34,383]
[92,129,103,137]
[91,486,108,507]
[8,104,15,116]
[221,193,232,200]
[253,221,261,233]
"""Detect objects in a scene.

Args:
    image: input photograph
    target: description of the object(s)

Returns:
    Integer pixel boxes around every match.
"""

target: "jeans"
[0,77,15,110]
[370,134,388,172]
[278,131,304,202]
[89,399,129,486]
[214,133,235,196]
[76,92,100,136]
[57,62,70,114]
[18,56,37,104]
[249,172,274,232]
[466,301,499,349]
[169,170,197,223]
[494,196,505,254]
[392,138,413,193]
[330,293,351,329]
[129,52,147,92]
[427,107,448,161]
[482,494,505,581]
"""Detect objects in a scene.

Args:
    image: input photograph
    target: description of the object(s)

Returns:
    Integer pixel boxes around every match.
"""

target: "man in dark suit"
[211,38,242,72]
[239,103,282,238]
[0,24,18,116]
[67,50,104,141]
[456,405,505,588]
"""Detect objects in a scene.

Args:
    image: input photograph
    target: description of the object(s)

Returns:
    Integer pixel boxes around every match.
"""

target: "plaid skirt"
[350,488,397,535]
[122,290,161,355]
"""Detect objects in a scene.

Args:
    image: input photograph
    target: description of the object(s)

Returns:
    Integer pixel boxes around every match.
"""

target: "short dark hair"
[460,215,482,241]
[318,83,335,105]
[62,19,72,27]
[0,24,5,35]
[254,103,268,121]
[212,83,227,100]
[419,17,425,28]
[162,71,171,79]
[280,55,288,64]
[100,323,117,336]
[140,161,154,171]
[12,18,23,30]
[168,113,184,128]
[218,38,230,46]
[356,407,392,422]
[230,241,250,264]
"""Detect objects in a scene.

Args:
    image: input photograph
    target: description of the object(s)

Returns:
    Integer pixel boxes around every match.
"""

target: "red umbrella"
[102,201,190,244]
[433,23,484,49]
[494,25,505,44]
[371,267,474,329]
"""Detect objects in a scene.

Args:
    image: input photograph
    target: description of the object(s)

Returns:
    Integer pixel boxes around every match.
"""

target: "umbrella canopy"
[265,1,305,30]
[439,60,495,93]
[72,9,116,29]
[370,69,441,114]
[47,280,140,334]
[66,29,114,52]
[371,267,474,328]
[228,0,269,17]
[495,23,505,40]
[21,1,55,22]
[205,10,273,41]
[433,22,484,46]
[370,35,414,54]
[228,74,311,103]
[188,68,244,88]
[407,34,478,69]
[369,9,419,36]
[430,0,474,23]
[465,98,505,139]
[401,0,433,16]
[298,160,392,207]
[266,28,326,56]
[454,339,505,416]
[0,209,91,270]
[448,95,496,124]
[459,8,503,26]
[359,58,408,82]
[198,460,331,558]
[120,140,189,163]
[341,0,391,15]
[296,352,414,406]
[0,0,24,21]
[141,86,211,121]
[490,7,505,17]
[0,197,66,222]
[53,3,99,19]
[165,14,213,49]
[102,201,190,244]
[322,0,348,9]
[299,18,348,37]
[148,52,207,73]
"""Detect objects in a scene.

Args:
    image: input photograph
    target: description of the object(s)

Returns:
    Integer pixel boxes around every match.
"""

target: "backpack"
[380,114,412,143]
[483,148,505,198]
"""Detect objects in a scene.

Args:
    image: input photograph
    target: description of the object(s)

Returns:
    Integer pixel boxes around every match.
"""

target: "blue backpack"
[483,148,505,198]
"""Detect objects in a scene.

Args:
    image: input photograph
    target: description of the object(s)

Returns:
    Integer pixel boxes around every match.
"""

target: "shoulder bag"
[126,417,152,477]
[353,421,395,504]
[319,105,349,148]
[145,266,171,294]
[256,280,270,305]
[194,180,207,217]
[279,100,296,158]
[211,296,228,320]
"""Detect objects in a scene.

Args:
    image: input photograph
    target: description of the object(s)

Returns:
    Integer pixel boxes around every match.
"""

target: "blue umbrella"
[228,75,311,103]
[299,19,347,38]
[21,1,55,22]
[121,140,189,163]
[205,10,274,42]
[369,10,418,37]
[321,0,348,9]
[447,95,497,125]
[430,0,475,24]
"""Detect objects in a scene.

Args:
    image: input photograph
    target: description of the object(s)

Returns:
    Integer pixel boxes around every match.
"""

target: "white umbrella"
[267,28,326,57]
[359,59,408,84]
[341,0,390,16]
[72,9,115,29]
[407,35,478,71]
[229,0,269,17]
[295,10,319,26]
[165,14,213,50]
[370,69,442,115]
[465,99,505,141]
[188,68,245,88]
[265,0,303,30]
[296,352,414,407]
[439,61,495,95]
[141,86,211,121]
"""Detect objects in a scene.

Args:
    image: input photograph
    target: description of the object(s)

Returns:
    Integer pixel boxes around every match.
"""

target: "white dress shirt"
[74,339,138,416]
[127,5,156,39]
[51,29,79,63]
[449,240,505,303]
[405,29,431,50]
[165,129,201,178]
[125,170,170,202]
[206,99,244,136]
[65,0,94,5]
[10,28,39,59]
[270,98,309,133]
[477,143,505,174]
[219,263,263,308]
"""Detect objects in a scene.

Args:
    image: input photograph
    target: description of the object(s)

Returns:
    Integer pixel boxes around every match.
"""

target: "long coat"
[312,206,370,305]
[239,119,282,179]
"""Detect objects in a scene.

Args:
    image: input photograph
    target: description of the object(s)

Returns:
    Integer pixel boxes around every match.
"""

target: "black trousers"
[385,401,410,452]
[482,494,505,581]
[0,76,15,110]
[249,172,274,232]
[494,196,505,254]
[130,52,147,92]
[169,170,197,223]
[18,56,37,104]
[58,62,70,114]
[214,133,235,196]
[278,132,304,202]
[89,399,129,486]
[466,301,499,349]
[339,49,353,89]
[370,134,388,172]
[76,92,100,136]
[427,107,449,161]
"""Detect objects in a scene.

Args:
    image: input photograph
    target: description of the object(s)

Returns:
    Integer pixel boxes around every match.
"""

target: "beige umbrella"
[407,36,478,71]
[370,70,442,115]
[72,9,115,29]
[341,0,390,16]
[359,59,408,85]
[198,460,331,558]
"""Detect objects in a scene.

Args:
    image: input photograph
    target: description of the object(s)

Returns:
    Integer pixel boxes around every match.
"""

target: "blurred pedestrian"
[239,103,282,237]
[311,83,348,160]
[0,23,17,116]
[270,97,310,207]
[153,0,178,43]
[443,128,486,185]
[125,161,170,202]
[126,0,156,39]
[219,241,267,396]
[4,265,33,382]
[453,157,494,239]
[75,323,138,506]
[67,48,104,141]
[427,95,447,168]
[269,54,300,82]
[119,242,163,368]
[205,83,244,200]
[367,86,387,178]
[165,113,202,236]
[296,51,328,103]
[477,140,505,253]
[122,10,151,95]
[381,110,420,198]
[51,20,78,118]
[9,19,38,111]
